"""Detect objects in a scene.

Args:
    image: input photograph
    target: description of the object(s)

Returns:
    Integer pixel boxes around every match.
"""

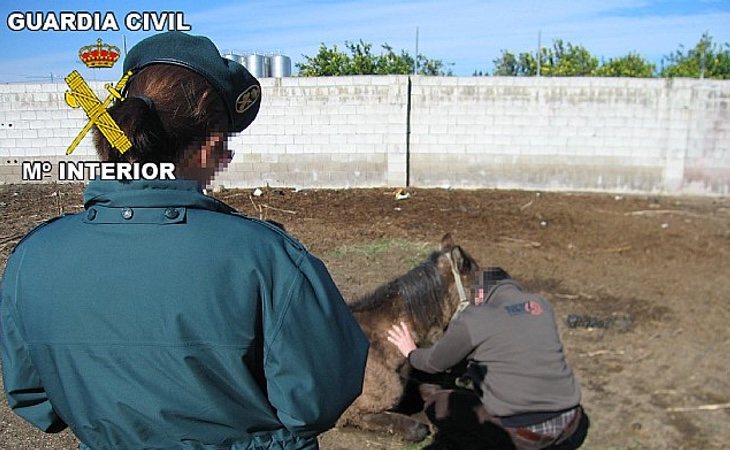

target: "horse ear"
[450,246,465,272]
[441,233,455,251]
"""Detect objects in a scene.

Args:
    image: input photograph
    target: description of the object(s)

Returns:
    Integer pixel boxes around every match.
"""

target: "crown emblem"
[79,38,120,69]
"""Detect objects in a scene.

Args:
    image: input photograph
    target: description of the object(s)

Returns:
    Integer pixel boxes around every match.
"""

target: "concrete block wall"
[680,81,730,193]
[1,76,728,194]
[408,76,729,194]
[216,76,408,188]
[0,81,113,184]
[0,82,101,159]
[0,77,409,188]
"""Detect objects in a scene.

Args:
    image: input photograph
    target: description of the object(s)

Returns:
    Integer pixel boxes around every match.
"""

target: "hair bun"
[130,95,155,112]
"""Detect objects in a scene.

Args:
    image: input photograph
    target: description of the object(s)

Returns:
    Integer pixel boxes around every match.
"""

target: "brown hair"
[93,64,228,163]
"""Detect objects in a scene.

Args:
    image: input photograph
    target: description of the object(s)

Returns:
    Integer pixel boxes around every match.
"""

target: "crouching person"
[388,268,588,449]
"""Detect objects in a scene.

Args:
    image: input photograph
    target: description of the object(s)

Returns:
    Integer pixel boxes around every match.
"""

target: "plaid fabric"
[524,407,578,437]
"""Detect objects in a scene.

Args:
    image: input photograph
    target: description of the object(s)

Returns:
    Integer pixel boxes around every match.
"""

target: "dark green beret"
[123,31,261,133]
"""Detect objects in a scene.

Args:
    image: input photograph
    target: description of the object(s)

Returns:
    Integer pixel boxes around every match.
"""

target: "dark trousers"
[423,389,589,450]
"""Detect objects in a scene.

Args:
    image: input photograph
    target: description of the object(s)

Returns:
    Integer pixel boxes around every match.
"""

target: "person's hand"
[387,321,417,358]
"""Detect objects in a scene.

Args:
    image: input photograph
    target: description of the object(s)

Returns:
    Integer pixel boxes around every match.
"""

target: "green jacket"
[0,179,369,450]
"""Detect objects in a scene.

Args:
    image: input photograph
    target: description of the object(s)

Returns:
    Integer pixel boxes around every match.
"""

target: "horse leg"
[360,411,430,442]
[339,357,429,441]
[337,357,401,426]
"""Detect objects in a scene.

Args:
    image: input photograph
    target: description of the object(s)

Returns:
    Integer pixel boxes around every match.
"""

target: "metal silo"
[245,54,269,78]
[270,55,292,77]
[271,55,291,78]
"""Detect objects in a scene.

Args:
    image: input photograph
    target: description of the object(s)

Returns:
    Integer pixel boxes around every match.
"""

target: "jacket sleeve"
[263,251,369,437]
[0,251,67,433]
[408,316,474,374]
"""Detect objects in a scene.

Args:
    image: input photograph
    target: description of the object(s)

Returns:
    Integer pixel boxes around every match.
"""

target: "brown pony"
[338,234,479,441]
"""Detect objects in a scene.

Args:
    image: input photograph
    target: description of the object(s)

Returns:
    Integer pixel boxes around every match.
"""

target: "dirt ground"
[0,183,728,450]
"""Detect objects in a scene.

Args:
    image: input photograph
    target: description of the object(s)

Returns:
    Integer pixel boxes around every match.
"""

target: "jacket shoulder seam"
[10,214,74,254]
[228,212,307,251]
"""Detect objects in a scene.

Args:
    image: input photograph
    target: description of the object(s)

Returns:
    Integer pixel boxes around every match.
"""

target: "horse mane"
[350,251,448,336]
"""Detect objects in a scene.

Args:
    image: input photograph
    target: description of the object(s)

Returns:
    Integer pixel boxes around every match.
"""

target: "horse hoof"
[404,422,430,442]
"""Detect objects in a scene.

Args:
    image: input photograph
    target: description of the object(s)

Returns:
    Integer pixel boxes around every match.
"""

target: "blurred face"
[475,287,485,306]
[178,132,233,188]
[470,268,510,305]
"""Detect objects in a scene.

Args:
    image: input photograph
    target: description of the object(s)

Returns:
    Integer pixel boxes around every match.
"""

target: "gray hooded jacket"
[409,280,580,417]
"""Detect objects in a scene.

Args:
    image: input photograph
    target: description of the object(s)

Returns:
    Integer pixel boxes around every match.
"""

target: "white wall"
[218,76,408,188]
[409,77,730,194]
[1,76,728,194]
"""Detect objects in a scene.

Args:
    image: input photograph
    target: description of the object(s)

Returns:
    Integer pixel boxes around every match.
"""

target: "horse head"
[401,233,480,344]
[341,234,481,439]
[437,233,480,320]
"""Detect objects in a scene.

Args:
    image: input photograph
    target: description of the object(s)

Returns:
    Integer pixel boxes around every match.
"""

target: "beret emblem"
[235,85,260,114]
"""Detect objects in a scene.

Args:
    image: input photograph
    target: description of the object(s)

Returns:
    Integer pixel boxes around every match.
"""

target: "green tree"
[374,44,414,74]
[297,43,350,77]
[297,40,451,76]
[493,50,535,76]
[594,53,656,77]
[540,40,599,76]
[661,33,730,79]
[417,54,453,76]
[492,40,598,76]
[347,40,377,74]
[493,51,520,76]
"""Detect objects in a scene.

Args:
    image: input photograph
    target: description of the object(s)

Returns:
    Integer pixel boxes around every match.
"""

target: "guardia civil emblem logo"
[235,85,260,114]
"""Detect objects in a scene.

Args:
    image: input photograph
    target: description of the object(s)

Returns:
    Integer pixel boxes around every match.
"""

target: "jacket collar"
[83,179,235,213]
[484,279,524,305]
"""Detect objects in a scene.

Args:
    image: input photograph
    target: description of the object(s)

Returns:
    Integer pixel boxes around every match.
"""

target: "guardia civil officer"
[1,32,368,450]
[388,268,589,450]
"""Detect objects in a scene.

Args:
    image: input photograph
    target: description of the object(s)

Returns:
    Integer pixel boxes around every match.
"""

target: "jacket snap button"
[121,207,134,220]
[86,209,97,220]
[164,208,179,219]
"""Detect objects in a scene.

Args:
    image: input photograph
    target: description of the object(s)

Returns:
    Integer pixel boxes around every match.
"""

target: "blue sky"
[1,0,729,82]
